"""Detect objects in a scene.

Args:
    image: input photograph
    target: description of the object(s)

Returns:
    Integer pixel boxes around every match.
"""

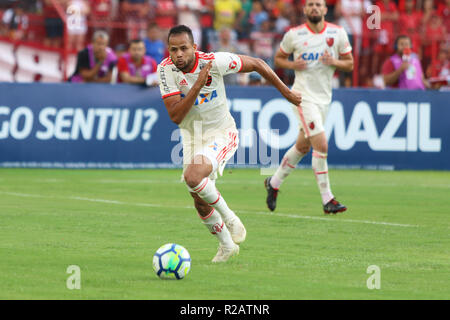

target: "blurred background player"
[117,39,158,85]
[158,25,301,263]
[69,30,117,83]
[264,0,353,214]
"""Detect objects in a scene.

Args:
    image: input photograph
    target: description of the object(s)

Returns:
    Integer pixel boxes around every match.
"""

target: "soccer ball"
[153,243,191,280]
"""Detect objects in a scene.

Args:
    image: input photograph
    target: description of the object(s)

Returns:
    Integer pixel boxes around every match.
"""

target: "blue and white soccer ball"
[153,243,191,280]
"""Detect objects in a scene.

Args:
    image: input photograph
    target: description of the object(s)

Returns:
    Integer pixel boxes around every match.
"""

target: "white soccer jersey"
[158,51,243,137]
[279,22,352,105]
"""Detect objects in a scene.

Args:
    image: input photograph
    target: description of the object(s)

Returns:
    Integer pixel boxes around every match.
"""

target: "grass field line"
[0,191,419,228]
[27,178,450,189]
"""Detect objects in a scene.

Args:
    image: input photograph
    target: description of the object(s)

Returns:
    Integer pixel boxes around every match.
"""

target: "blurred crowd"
[0,0,448,88]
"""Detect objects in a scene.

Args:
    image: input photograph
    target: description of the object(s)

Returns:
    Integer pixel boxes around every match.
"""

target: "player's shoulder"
[197,51,216,61]
[286,24,308,34]
[159,56,174,68]
[326,22,344,31]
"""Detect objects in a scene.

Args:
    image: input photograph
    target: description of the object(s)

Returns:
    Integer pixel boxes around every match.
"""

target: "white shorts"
[292,100,329,138]
[182,129,239,181]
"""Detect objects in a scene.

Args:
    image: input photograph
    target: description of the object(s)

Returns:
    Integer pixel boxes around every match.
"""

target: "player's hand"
[319,50,335,66]
[399,61,410,72]
[95,50,107,64]
[292,56,307,71]
[285,89,302,106]
[196,61,213,87]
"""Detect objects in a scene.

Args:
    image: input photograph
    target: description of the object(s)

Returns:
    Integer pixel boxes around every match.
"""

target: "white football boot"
[225,216,247,244]
[211,243,239,263]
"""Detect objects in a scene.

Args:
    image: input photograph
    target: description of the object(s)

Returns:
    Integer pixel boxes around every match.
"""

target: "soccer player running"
[158,25,301,262]
[264,0,354,214]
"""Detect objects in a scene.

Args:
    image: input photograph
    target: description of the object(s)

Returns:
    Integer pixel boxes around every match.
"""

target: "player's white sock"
[198,208,235,247]
[271,145,306,189]
[312,150,334,205]
[191,177,237,224]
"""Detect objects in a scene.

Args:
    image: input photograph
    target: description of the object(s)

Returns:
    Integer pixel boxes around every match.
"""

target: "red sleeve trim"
[339,50,352,56]
[238,55,244,72]
[279,46,289,55]
[162,91,181,99]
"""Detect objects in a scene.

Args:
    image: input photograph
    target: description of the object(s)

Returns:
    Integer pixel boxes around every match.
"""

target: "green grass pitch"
[0,168,449,299]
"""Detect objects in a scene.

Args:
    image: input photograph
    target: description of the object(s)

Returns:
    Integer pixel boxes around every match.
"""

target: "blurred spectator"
[117,39,158,85]
[199,0,215,51]
[421,0,446,69]
[372,0,399,77]
[121,0,149,40]
[248,71,263,85]
[437,0,450,33]
[66,0,90,52]
[274,2,293,35]
[236,0,253,40]
[90,0,113,32]
[69,30,117,83]
[382,35,430,89]
[1,3,29,40]
[144,22,166,64]
[250,19,275,67]
[215,27,241,84]
[176,0,202,45]
[214,0,243,31]
[426,45,449,89]
[43,0,66,48]
[249,0,269,32]
[335,0,371,86]
[152,0,177,32]
[114,43,128,58]
[398,0,423,56]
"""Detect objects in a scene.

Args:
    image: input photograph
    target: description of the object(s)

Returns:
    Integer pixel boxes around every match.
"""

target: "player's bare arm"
[319,50,354,72]
[238,55,302,106]
[274,49,308,72]
[163,61,213,125]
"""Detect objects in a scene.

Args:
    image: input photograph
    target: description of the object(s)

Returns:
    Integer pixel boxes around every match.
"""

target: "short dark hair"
[129,39,144,47]
[167,25,194,44]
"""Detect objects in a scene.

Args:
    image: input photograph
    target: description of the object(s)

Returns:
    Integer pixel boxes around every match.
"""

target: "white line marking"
[0,191,418,228]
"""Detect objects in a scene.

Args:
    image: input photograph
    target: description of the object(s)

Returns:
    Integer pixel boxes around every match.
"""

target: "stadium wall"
[0,83,448,170]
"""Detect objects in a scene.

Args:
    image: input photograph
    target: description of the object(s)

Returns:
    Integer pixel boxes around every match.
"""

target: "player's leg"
[264,130,310,211]
[309,132,346,214]
[184,155,239,262]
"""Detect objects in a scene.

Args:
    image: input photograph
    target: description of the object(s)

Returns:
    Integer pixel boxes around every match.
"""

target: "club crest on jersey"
[326,37,334,47]
[228,60,237,70]
[205,75,212,86]
[309,122,315,130]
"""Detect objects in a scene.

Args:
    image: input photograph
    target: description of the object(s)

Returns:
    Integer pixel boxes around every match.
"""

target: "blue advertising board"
[0,83,448,170]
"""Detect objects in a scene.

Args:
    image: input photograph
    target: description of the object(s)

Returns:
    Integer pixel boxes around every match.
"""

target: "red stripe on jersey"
[216,133,237,163]
[160,57,173,67]
[339,51,352,56]
[184,52,199,74]
[162,91,181,99]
